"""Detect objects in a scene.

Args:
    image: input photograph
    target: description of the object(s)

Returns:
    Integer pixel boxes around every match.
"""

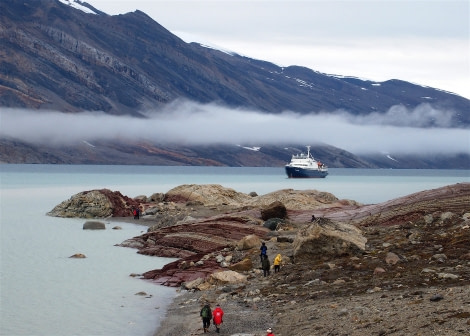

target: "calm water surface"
[0,165,468,336]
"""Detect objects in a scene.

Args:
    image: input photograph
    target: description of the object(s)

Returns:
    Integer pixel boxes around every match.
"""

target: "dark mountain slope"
[2,138,468,169]
[1,0,469,124]
[0,138,376,167]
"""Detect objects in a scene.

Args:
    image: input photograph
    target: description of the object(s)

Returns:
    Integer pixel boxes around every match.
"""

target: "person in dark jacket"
[132,207,140,219]
[200,303,212,333]
[261,254,270,277]
[260,242,267,263]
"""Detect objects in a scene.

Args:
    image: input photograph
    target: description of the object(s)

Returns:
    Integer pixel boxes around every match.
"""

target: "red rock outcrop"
[288,182,470,226]
[142,253,223,287]
[119,214,269,286]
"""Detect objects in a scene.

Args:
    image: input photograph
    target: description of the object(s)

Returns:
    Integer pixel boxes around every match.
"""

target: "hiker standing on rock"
[262,254,271,277]
[200,302,212,333]
[273,253,282,273]
[212,304,224,333]
[260,242,267,263]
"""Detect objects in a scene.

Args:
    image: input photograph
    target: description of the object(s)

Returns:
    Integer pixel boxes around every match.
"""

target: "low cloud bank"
[0,101,468,155]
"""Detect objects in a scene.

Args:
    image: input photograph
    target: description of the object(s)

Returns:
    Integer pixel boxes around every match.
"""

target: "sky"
[84,0,470,99]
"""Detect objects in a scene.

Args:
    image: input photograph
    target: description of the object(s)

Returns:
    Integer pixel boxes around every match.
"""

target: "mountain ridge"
[2,0,469,118]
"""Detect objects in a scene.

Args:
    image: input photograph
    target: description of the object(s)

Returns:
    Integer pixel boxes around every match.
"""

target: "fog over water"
[1,101,468,155]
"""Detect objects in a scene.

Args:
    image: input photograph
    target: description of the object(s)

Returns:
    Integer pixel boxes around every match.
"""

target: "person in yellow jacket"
[273,254,282,273]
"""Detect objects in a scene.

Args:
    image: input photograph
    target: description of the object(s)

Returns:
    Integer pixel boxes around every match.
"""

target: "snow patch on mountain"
[237,145,261,152]
[82,140,96,148]
[386,154,398,162]
[59,0,98,14]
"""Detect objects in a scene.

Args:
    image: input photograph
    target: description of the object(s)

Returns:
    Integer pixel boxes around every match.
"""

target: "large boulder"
[164,184,252,206]
[293,218,367,261]
[236,234,261,250]
[208,270,247,285]
[229,258,253,272]
[247,189,348,210]
[182,277,206,290]
[261,201,287,220]
[149,193,165,202]
[47,189,139,218]
[83,221,106,230]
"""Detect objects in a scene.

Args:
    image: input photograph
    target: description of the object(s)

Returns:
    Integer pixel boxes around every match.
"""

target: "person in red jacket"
[266,327,275,336]
[212,304,224,333]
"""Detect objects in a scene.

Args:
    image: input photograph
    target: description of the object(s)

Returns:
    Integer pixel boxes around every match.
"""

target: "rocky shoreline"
[48,183,470,335]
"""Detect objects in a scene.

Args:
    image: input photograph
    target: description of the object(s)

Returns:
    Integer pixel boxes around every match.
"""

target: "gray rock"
[430,294,444,301]
[437,272,459,279]
[83,221,106,230]
[149,193,165,202]
[440,212,456,221]
[143,206,159,215]
[276,236,294,243]
[134,195,148,202]
[338,308,349,316]
[424,214,434,224]
[237,235,261,251]
[69,253,86,258]
[431,253,448,262]
[48,190,114,218]
[385,252,400,265]
[119,239,144,249]
[263,218,284,231]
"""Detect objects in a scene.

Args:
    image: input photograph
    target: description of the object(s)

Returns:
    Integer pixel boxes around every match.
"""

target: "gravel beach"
[150,232,470,336]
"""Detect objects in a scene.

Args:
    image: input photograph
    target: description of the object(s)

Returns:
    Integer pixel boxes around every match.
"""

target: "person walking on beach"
[200,302,212,333]
[273,253,282,273]
[261,254,271,277]
[260,242,267,263]
[266,327,275,336]
[132,207,140,219]
[212,304,224,333]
